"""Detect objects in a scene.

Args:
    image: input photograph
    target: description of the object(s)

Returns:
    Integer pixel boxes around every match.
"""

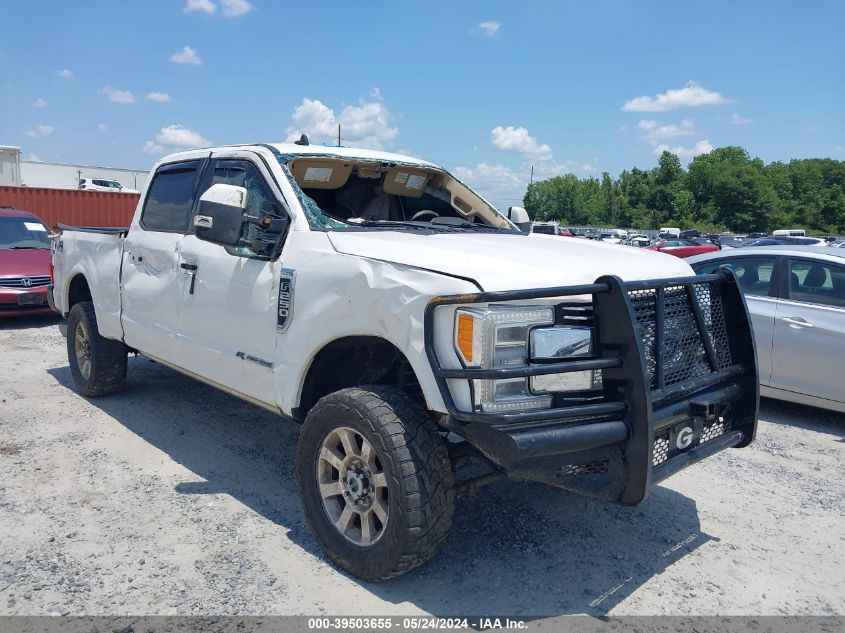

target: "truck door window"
[140,161,202,233]
[199,160,282,259]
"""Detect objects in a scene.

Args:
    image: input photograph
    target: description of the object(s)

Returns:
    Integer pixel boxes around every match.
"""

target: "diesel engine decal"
[277,268,296,333]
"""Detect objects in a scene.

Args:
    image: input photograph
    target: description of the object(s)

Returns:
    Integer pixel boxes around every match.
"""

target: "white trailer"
[0,146,22,186]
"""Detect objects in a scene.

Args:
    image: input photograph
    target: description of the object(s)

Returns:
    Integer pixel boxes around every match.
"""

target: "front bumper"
[424,270,759,504]
[0,285,52,317]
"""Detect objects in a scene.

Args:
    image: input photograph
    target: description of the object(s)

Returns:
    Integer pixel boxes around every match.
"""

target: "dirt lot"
[1,314,843,617]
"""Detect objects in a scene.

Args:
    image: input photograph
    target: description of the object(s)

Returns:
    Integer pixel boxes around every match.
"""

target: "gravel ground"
[1,314,843,617]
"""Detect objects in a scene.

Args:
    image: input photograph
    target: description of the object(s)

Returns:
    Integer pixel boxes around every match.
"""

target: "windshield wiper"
[429,218,513,232]
[354,220,436,230]
[9,245,49,249]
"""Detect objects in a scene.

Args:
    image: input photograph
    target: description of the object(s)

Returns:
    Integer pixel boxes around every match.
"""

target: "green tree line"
[523,146,845,235]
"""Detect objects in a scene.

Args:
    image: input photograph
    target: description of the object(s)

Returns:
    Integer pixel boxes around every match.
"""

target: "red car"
[0,208,54,317]
[647,238,719,259]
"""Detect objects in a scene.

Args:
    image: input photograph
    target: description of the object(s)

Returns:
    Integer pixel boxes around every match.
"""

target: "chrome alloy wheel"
[74,320,92,380]
[316,426,389,546]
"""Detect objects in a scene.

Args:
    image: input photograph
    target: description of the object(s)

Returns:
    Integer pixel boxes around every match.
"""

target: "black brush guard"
[423,269,758,504]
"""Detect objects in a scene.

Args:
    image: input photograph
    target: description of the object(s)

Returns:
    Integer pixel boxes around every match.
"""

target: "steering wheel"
[410,210,440,222]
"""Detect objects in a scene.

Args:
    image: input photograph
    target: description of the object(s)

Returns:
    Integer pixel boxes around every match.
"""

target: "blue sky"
[2,0,843,208]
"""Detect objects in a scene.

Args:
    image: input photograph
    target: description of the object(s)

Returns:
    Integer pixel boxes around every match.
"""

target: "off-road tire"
[67,301,127,397]
[297,385,454,580]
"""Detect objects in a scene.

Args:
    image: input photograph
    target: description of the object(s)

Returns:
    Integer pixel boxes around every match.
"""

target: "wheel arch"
[66,272,92,313]
[293,335,427,421]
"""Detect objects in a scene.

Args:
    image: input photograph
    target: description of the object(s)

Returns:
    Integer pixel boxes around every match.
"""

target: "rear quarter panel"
[53,230,125,340]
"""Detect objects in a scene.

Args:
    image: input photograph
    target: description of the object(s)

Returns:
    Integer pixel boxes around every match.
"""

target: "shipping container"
[0,186,139,229]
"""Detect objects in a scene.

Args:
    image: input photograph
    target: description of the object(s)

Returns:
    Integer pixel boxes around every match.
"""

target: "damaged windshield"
[275,154,514,233]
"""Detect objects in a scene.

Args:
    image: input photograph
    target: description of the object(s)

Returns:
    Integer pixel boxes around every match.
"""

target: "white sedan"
[688,246,845,413]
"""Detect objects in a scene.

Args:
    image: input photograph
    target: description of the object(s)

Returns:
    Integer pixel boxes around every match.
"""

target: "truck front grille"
[0,275,51,288]
[629,282,732,392]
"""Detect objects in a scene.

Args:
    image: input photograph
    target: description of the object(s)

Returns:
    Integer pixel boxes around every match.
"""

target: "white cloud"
[636,119,710,157]
[370,87,383,101]
[477,20,501,37]
[25,124,55,138]
[97,123,107,131]
[183,0,252,16]
[284,97,398,150]
[730,113,752,125]
[143,141,165,155]
[471,124,595,204]
[490,126,552,158]
[32,97,47,108]
[25,153,42,162]
[453,163,525,207]
[144,124,211,154]
[146,91,171,102]
[654,139,714,158]
[622,81,730,112]
[453,159,595,209]
[184,0,216,12]
[170,45,202,65]
[638,119,696,143]
[56,68,72,79]
[571,161,597,174]
[220,0,253,17]
[99,86,135,104]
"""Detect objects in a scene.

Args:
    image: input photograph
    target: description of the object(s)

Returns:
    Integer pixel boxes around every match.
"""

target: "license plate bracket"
[669,418,705,452]
[17,292,45,306]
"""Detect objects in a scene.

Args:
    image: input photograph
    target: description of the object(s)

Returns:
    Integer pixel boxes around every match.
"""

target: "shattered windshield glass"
[274,153,512,232]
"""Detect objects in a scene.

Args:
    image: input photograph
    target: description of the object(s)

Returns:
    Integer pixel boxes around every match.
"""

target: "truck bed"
[52,225,126,340]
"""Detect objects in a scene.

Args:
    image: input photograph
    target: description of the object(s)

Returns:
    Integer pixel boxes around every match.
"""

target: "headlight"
[454,305,600,414]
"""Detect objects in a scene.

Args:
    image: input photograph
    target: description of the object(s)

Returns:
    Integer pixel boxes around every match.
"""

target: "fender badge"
[277,268,296,333]
[235,351,274,369]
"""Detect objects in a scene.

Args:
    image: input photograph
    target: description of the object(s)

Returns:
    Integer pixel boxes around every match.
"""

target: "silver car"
[688,246,845,413]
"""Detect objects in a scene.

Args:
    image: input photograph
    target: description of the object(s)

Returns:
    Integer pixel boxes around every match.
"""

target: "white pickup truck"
[49,141,759,580]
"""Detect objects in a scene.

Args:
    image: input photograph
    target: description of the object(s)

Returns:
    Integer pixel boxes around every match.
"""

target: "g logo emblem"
[676,426,694,450]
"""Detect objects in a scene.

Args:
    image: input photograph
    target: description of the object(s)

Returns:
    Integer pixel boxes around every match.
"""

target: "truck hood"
[0,248,51,278]
[328,232,694,291]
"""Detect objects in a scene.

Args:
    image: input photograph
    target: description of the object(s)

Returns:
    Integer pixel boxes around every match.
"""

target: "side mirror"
[507,206,532,233]
[194,183,249,246]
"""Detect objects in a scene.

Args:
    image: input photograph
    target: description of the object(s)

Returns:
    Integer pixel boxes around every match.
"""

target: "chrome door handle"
[180,262,198,294]
[781,316,814,328]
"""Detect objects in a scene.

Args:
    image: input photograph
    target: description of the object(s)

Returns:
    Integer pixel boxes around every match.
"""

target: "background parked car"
[531,221,559,235]
[0,208,53,316]
[647,238,719,258]
[717,236,745,249]
[78,178,139,193]
[597,231,623,244]
[688,246,845,413]
[627,234,651,247]
[740,236,825,247]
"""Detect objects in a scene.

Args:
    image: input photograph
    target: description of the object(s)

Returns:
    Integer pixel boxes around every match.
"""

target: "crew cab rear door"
[174,153,290,407]
[121,158,207,362]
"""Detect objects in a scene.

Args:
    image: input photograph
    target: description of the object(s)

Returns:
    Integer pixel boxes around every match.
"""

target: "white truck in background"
[49,141,758,580]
